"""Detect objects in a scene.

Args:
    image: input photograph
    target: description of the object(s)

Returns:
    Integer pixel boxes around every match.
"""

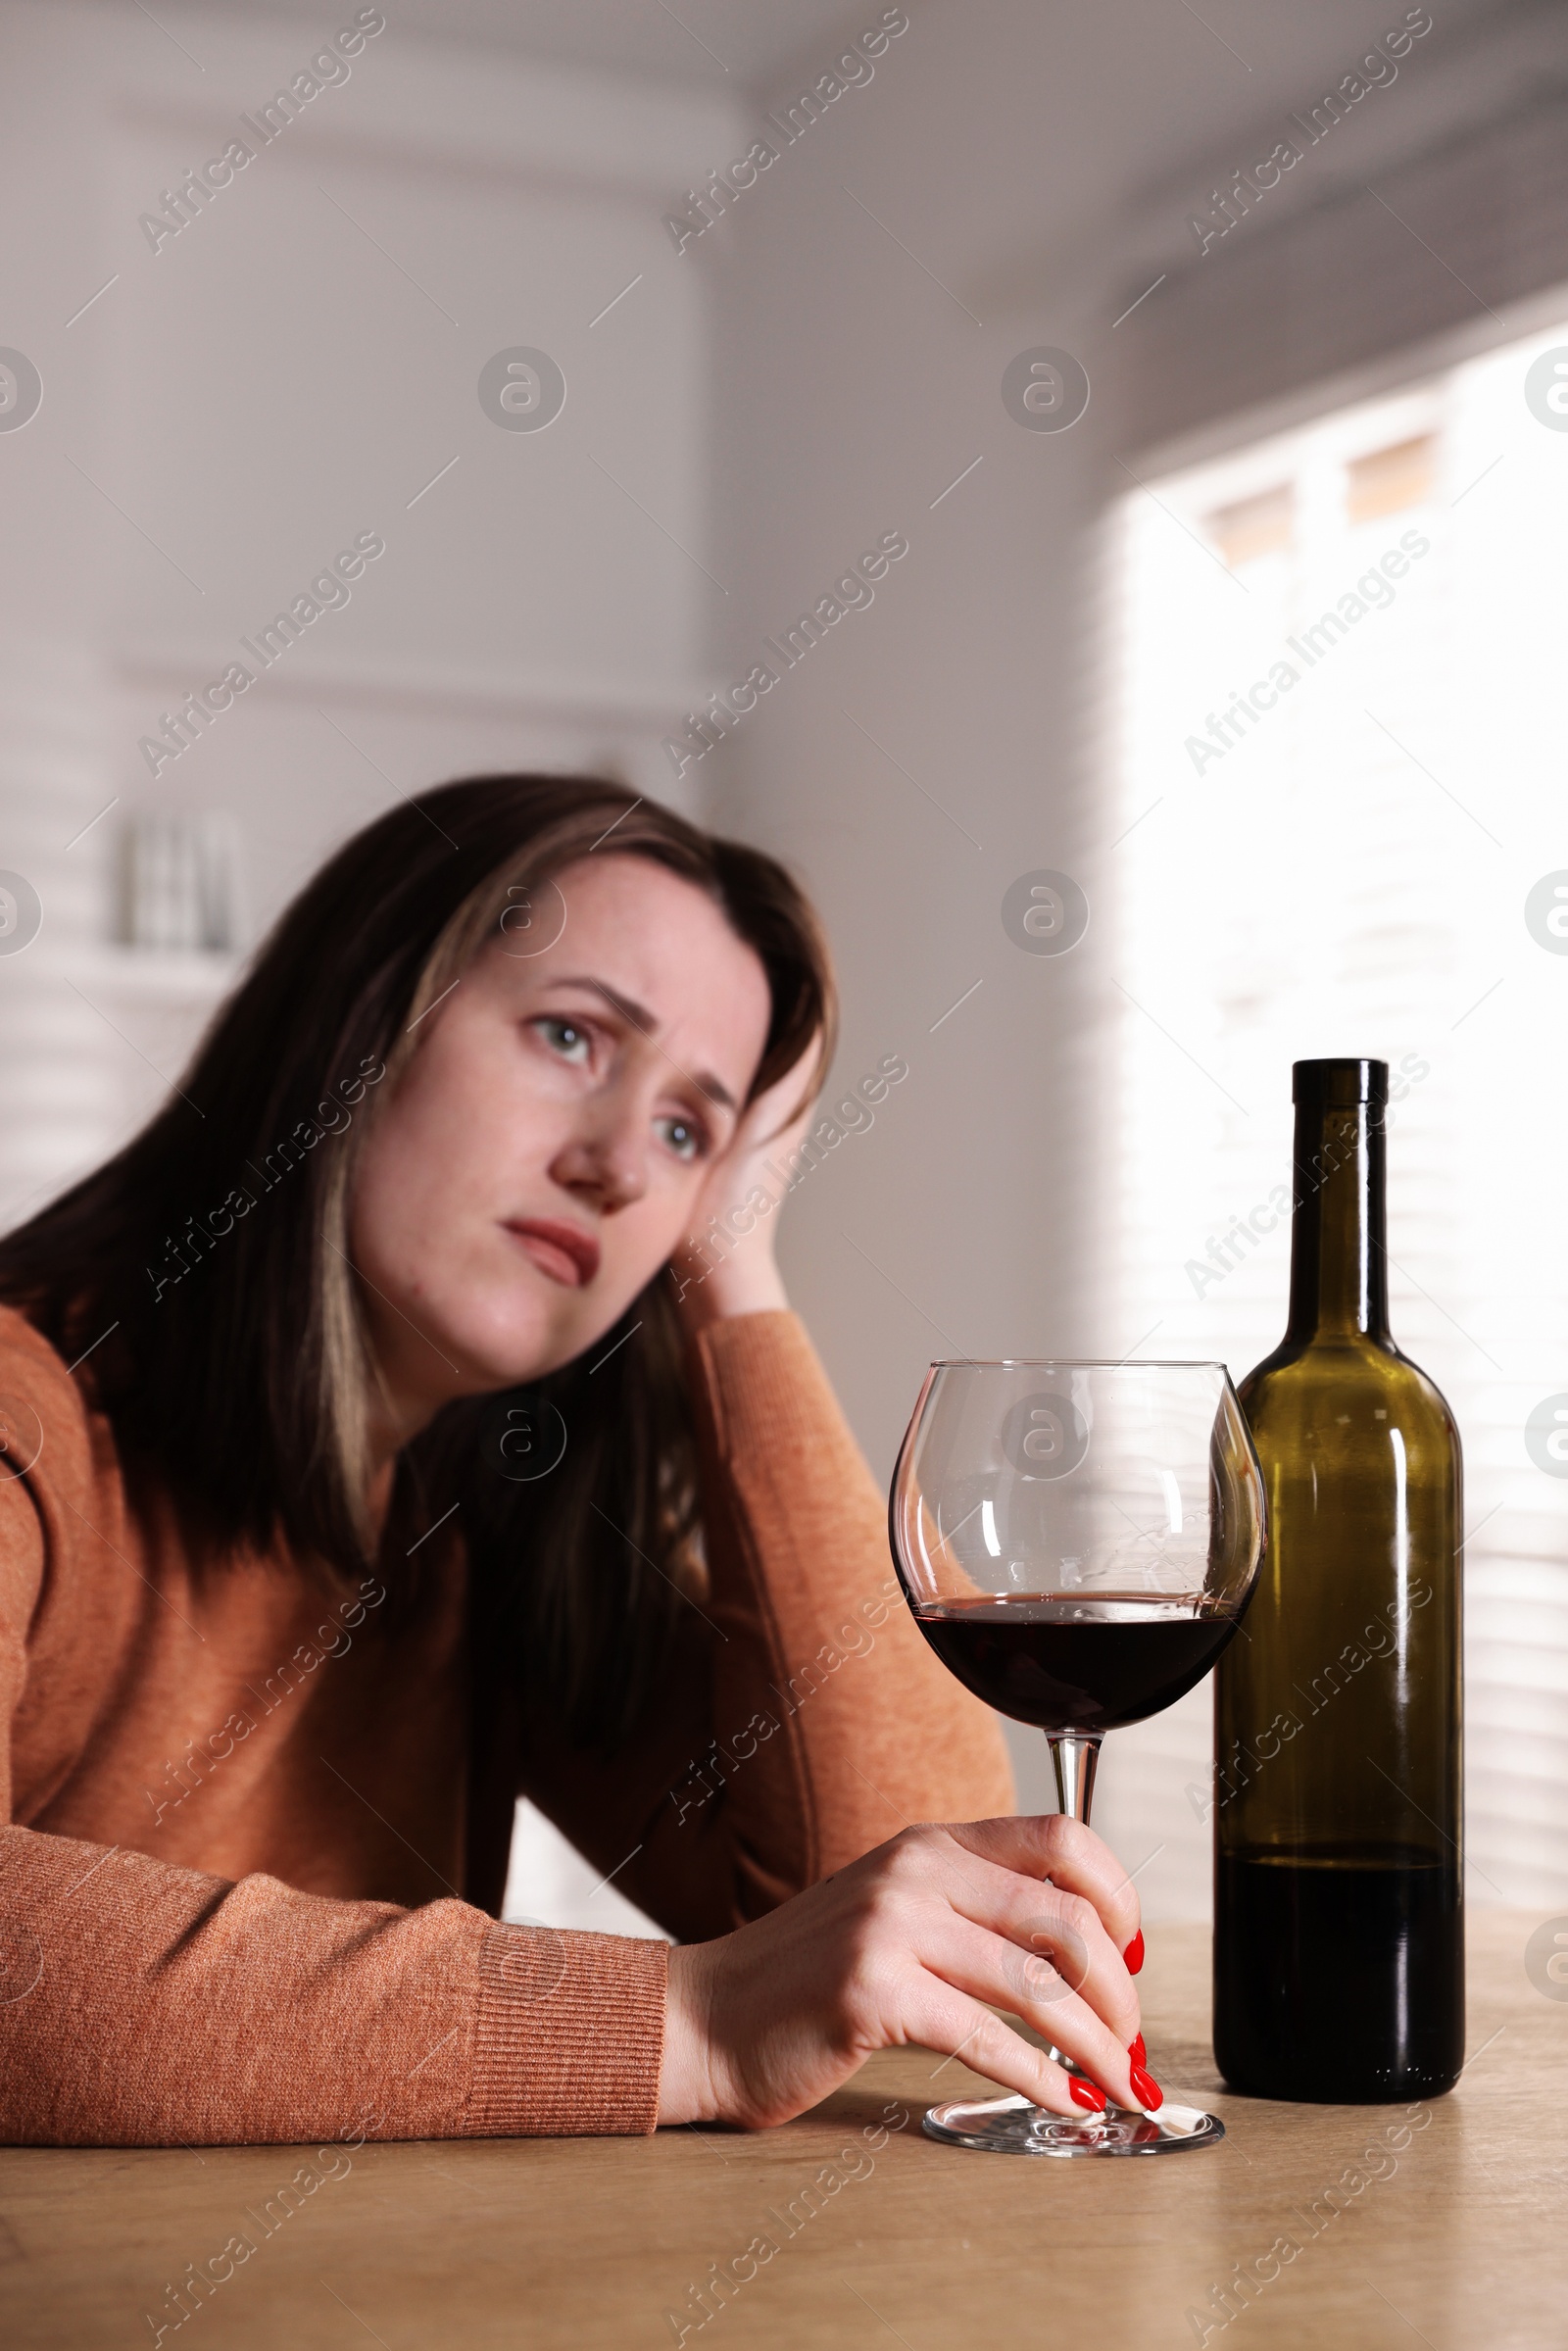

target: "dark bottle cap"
[1292,1057,1388,1105]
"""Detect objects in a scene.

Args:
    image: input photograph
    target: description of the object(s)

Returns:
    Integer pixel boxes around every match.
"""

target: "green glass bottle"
[1213,1057,1463,2100]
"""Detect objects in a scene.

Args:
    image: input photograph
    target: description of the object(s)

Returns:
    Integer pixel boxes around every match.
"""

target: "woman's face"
[349,852,773,1445]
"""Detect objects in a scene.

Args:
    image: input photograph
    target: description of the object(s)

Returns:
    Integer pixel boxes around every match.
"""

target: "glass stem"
[1041,1734,1105,2090]
[1048,1732,1102,1826]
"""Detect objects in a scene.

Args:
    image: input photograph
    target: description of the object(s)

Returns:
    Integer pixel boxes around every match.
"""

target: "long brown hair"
[0,777,834,1742]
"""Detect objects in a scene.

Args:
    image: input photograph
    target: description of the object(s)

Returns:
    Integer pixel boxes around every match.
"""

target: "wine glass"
[890,1358,1265,2157]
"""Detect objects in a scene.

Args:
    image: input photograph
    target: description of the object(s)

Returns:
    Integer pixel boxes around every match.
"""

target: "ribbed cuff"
[465,1923,668,2137]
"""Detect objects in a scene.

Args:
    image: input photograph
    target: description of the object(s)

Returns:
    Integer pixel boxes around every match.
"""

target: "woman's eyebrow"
[546,974,738,1111]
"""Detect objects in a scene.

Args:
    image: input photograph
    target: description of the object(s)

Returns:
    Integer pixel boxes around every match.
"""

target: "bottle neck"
[1286,1097,1390,1343]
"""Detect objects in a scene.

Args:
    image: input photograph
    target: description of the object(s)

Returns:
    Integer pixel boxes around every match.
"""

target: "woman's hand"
[672,1056,818,1332]
[658,1813,1152,2128]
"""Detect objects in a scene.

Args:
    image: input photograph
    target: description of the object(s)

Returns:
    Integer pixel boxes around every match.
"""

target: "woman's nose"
[550,1116,648,1213]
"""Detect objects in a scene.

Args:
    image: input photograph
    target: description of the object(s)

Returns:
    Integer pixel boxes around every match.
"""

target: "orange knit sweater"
[0,1304,1011,2145]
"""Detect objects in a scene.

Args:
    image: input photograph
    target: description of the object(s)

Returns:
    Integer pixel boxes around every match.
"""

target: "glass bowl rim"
[924,1356,1232,1371]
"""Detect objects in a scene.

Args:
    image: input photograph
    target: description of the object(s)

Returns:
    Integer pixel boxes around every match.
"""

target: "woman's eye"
[655,1114,704,1163]
[532,1017,592,1065]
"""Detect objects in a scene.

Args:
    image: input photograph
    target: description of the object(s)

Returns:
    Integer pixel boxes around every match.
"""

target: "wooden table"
[2,1912,1562,2349]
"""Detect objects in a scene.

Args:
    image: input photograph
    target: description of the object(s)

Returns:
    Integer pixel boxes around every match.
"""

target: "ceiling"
[160,0,875,93]
[105,0,1548,138]
[99,0,1559,302]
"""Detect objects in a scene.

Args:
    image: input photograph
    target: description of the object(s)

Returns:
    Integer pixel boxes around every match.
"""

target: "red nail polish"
[1129,2033,1146,2069]
[1129,2064,1163,2111]
[1124,1929,1145,1976]
[1069,2079,1107,2113]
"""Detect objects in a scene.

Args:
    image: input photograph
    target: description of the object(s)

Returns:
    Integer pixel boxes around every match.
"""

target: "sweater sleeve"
[0,1330,665,2148]
[519,1311,1014,1939]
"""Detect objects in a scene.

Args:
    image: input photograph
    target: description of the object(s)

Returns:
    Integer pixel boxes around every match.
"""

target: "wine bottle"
[1213,1057,1463,2101]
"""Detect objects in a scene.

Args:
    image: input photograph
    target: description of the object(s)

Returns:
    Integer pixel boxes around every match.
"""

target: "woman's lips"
[505,1219,600,1288]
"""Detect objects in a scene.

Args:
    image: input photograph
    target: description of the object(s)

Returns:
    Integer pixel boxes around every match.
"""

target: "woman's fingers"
[946,1812,1144,1961]
[704,1042,820,1198]
[911,1908,1141,2109]
[873,1826,1145,2104]
[741,1049,822,1150]
[900,1973,1097,2117]
[925,1841,1141,2055]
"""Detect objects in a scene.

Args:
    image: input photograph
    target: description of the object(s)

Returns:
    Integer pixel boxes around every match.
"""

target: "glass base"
[922,2092,1225,2157]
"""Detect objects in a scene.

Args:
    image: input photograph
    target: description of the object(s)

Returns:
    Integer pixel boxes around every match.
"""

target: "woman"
[0,775,1152,2145]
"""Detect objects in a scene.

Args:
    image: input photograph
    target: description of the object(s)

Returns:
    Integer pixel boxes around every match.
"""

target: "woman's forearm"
[0,1825,664,2144]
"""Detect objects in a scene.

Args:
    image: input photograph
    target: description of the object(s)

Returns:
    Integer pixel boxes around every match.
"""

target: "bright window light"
[1096,307,1568,1915]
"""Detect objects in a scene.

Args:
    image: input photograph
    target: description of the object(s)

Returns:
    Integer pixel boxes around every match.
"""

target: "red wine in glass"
[911,1593,1243,1734]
